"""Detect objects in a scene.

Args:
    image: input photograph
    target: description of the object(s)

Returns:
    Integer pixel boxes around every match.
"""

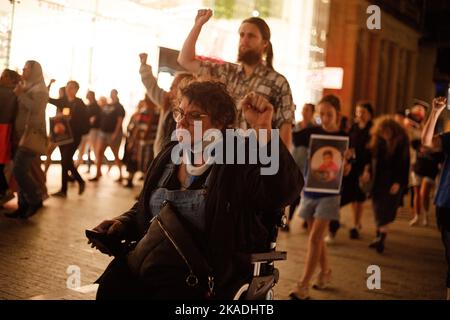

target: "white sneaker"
[325,235,336,245]
[409,215,420,227]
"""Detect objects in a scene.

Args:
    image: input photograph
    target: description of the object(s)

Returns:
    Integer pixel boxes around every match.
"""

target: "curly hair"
[179,81,236,128]
[368,115,409,156]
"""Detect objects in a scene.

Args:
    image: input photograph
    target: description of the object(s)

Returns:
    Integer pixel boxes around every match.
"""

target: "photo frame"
[49,116,74,146]
[304,134,349,194]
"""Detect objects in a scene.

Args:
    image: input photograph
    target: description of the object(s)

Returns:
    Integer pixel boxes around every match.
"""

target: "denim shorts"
[299,195,341,221]
[99,131,122,150]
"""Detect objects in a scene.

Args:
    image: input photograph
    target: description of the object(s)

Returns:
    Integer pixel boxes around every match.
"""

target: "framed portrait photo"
[49,116,74,146]
[304,134,350,194]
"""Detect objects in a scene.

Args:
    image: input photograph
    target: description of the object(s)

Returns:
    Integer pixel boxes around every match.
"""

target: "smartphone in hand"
[85,229,122,256]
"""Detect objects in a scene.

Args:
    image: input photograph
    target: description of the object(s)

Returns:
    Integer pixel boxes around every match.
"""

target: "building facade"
[324,0,425,116]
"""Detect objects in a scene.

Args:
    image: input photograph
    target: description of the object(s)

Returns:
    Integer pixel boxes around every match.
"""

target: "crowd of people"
[1,8,449,300]
[0,60,162,212]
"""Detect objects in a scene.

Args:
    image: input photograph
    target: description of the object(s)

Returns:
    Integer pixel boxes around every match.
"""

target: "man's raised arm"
[422,97,447,151]
[177,9,213,73]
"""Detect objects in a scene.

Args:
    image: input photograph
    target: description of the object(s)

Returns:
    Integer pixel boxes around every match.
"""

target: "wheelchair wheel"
[265,289,274,300]
[232,284,249,300]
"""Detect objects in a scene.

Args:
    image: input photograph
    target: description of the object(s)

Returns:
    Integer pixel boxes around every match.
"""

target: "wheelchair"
[232,210,288,300]
[93,208,288,300]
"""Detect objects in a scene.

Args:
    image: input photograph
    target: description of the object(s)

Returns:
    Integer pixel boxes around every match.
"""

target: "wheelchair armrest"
[250,251,287,263]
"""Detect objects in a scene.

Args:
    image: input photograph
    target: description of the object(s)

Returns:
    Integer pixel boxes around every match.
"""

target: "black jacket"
[372,139,410,198]
[115,137,304,296]
[0,86,17,124]
[49,97,90,140]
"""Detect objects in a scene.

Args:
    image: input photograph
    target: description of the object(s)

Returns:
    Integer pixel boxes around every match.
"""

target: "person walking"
[49,81,90,198]
[5,61,48,219]
[421,96,450,299]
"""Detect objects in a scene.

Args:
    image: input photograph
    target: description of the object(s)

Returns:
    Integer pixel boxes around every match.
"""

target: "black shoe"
[52,190,67,198]
[78,181,86,195]
[302,221,308,229]
[369,239,385,253]
[369,233,386,253]
[68,174,76,183]
[376,241,385,254]
[4,208,26,219]
[22,202,43,219]
[349,228,360,240]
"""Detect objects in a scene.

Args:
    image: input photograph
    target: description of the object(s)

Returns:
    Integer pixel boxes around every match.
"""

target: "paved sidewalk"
[0,165,447,300]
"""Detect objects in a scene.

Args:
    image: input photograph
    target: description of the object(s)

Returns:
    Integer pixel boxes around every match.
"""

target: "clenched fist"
[195,9,213,27]
[240,92,273,130]
[139,53,148,65]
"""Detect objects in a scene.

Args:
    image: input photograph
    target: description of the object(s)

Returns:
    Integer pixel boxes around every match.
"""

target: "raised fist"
[240,92,274,130]
[432,97,447,111]
[195,9,213,27]
[139,53,148,65]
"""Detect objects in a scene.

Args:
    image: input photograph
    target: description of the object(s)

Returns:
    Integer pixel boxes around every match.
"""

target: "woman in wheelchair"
[89,81,303,299]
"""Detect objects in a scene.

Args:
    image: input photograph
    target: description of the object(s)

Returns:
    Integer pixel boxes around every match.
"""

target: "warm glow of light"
[3,0,327,124]
[322,67,344,89]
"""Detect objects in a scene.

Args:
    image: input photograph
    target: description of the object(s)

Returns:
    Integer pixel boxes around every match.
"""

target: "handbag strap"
[158,202,213,279]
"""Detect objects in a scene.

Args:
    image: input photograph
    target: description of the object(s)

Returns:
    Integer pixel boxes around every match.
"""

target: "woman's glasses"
[172,107,209,124]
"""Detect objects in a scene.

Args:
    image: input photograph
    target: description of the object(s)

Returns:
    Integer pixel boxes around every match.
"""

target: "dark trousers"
[13,147,41,207]
[436,206,450,288]
[0,164,8,194]
[96,258,205,300]
[96,258,145,300]
[59,138,83,193]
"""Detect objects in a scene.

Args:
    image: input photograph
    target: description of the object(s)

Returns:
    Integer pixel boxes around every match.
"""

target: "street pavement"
[0,165,446,300]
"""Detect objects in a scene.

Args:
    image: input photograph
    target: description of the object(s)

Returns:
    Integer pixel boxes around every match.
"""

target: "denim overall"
[149,164,212,232]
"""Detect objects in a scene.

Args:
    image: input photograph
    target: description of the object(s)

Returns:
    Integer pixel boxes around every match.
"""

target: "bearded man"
[178,9,295,148]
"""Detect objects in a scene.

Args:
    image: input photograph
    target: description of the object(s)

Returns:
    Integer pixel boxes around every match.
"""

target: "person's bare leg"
[319,234,330,273]
[75,138,87,168]
[421,181,432,212]
[111,145,123,181]
[300,218,329,286]
[94,140,106,179]
[420,180,433,226]
[410,186,421,226]
[352,202,363,229]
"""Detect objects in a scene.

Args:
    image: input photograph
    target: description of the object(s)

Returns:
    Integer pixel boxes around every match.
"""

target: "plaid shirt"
[198,60,295,129]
